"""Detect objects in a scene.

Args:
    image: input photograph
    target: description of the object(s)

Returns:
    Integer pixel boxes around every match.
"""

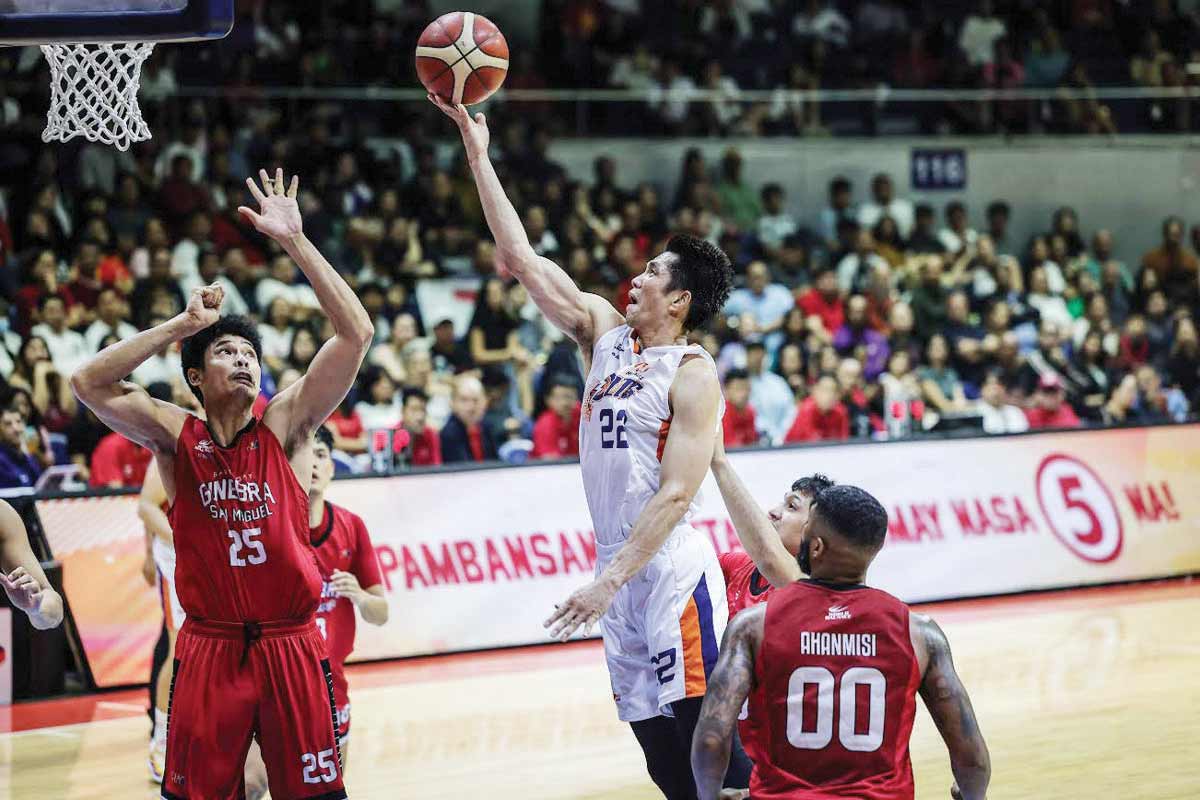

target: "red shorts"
[161,617,346,800]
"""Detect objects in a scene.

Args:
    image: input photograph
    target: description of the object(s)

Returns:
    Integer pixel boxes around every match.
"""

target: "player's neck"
[633,320,687,349]
[204,405,254,447]
[308,496,326,529]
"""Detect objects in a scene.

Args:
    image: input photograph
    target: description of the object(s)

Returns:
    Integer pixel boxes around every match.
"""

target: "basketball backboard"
[0,0,232,45]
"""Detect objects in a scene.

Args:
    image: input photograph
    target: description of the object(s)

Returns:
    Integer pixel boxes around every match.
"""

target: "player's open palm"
[185,283,224,329]
[0,567,43,615]
[545,577,617,642]
[239,168,303,241]
[428,93,490,155]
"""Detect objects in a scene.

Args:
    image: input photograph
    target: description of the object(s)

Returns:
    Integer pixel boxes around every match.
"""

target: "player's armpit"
[915,615,991,800]
[506,250,623,348]
[71,380,186,454]
[692,604,763,800]
[265,330,371,455]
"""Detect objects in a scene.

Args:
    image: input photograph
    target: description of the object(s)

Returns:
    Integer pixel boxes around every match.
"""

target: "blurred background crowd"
[0,0,1197,491]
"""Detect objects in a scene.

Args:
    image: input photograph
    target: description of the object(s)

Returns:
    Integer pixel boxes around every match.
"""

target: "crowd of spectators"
[6,1,1200,141]
[0,1,1198,491]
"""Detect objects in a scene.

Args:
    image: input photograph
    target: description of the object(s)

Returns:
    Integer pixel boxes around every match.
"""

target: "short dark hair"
[745,340,766,353]
[180,315,263,404]
[945,200,965,217]
[724,367,750,385]
[792,473,835,498]
[146,381,173,403]
[544,373,580,397]
[915,203,935,218]
[830,176,851,195]
[314,425,335,452]
[402,387,429,406]
[986,200,1010,218]
[761,182,784,201]
[811,485,889,552]
[664,234,735,331]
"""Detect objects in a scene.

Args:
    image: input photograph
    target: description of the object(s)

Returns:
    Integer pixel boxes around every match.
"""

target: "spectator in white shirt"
[30,296,89,378]
[1027,267,1074,330]
[179,247,249,317]
[257,297,295,377]
[698,60,744,135]
[130,316,184,388]
[725,260,795,355]
[1027,236,1067,295]
[959,0,1007,66]
[818,176,856,249]
[792,0,851,47]
[976,369,1029,434]
[648,59,698,134]
[84,288,138,353]
[938,201,978,255]
[170,211,211,283]
[837,228,890,295]
[745,340,796,444]
[757,183,798,262]
[858,172,915,239]
[255,254,320,313]
[524,206,559,258]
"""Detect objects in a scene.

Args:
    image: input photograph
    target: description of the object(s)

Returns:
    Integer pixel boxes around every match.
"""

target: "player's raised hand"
[238,168,303,241]
[545,576,618,642]
[184,283,224,329]
[0,567,43,615]
[428,93,490,157]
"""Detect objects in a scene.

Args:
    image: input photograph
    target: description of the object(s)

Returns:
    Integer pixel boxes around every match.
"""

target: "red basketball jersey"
[719,551,775,765]
[310,502,383,669]
[751,580,920,800]
[169,415,322,623]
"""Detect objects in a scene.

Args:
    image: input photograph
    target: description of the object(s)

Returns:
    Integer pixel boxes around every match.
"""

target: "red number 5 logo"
[1035,454,1123,563]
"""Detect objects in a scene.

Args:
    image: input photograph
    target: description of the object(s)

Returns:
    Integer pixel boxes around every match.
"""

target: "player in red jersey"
[709,433,835,769]
[71,169,374,800]
[692,485,990,800]
[307,425,388,760]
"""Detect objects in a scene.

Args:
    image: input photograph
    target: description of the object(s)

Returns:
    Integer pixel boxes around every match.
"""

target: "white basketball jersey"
[580,325,724,548]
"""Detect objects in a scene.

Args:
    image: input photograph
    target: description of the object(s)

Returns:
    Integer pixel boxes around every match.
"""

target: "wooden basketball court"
[3,580,1198,799]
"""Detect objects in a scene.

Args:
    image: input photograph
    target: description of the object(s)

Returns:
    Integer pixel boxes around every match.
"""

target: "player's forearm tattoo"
[919,619,990,799]
[692,622,755,800]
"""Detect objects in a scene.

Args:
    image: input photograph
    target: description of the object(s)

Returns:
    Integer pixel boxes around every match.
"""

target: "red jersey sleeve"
[350,515,384,590]
[718,550,752,583]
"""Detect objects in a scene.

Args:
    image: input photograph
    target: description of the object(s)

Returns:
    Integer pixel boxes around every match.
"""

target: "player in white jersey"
[140,456,180,783]
[434,95,750,798]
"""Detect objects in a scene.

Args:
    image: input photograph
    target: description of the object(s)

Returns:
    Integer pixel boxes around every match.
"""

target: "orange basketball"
[415,11,509,106]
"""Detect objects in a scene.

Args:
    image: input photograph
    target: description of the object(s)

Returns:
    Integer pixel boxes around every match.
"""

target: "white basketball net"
[40,42,155,152]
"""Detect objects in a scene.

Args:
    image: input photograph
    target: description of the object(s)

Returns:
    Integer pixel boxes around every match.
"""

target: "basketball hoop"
[39,41,156,152]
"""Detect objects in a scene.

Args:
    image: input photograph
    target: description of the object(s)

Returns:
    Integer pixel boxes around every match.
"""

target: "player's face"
[769,491,813,558]
[626,251,684,328]
[198,335,260,407]
[310,442,334,495]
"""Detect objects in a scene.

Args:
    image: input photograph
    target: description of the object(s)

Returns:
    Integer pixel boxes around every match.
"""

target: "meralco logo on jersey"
[582,361,651,421]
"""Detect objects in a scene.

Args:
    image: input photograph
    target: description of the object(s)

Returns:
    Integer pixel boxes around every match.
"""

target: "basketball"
[415,11,509,106]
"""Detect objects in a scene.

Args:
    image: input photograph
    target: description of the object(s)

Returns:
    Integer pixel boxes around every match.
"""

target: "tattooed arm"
[912,613,991,800]
[692,604,765,800]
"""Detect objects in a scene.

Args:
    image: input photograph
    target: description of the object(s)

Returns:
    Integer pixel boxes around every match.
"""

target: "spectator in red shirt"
[785,374,850,443]
[796,266,845,338]
[401,388,443,467]
[531,375,582,460]
[721,368,759,448]
[1024,373,1082,429]
[89,432,153,488]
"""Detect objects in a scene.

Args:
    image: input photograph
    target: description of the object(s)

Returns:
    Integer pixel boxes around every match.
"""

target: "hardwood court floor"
[3,580,1199,799]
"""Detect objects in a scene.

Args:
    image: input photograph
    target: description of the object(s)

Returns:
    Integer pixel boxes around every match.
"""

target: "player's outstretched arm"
[913,614,991,800]
[429,95,623,350]
[71,289,215,453]
[710,433,802,588]
[0,500,63,630]
[692,603,764,800]
[241,170,374,449]
[545,358,720,641]
[138,457,173,545]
